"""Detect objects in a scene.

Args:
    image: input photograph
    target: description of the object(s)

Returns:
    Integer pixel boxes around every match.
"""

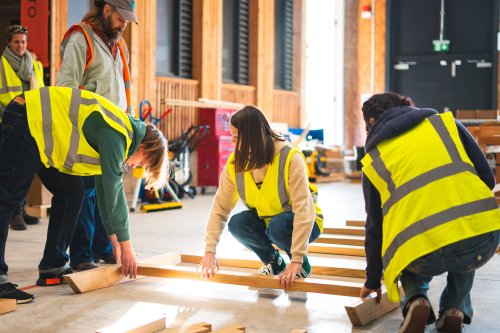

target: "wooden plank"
[0,299,16,315]
[96,314,166,333]
[308,244,366,257]
[64,253,181,294]
[315,235,365,247]
[290,330,307,333]
[136,264,363,297]
[344,288,403,326]
[180,254,366,279]
[160,322,212,333]
[212,324,245,333]
[345,220,365,227]
[25,204,51,218]
[322,227,365,236]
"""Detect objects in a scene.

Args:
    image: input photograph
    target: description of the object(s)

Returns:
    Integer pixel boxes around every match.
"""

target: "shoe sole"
[436,316,463,333]
[16,296,35,304]
[399,300,430,333]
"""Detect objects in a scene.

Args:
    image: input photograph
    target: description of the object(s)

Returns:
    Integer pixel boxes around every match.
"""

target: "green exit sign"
[433,39,450,52]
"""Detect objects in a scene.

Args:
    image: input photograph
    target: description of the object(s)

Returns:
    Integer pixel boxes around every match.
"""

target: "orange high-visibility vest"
[61,23,133,114]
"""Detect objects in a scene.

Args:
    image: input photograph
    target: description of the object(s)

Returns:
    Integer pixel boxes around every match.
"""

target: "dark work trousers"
[70,177,113,266]
[0,100,85,277]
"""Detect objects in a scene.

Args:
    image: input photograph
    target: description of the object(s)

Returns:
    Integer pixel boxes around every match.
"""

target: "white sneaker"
[435,308,464,333]
[398,297,431,333]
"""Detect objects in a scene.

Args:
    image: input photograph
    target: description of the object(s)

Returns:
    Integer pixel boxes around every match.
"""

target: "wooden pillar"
[193,0,223,100]
[129,0,156,110]
[249,0,275,117]
[49,0,67,85]
[294,0,306,127]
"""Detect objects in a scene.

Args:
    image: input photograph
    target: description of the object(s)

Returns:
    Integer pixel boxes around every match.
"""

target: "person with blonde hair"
[0,24,45,230]
[198,106,323,288]
[0,86,168,303]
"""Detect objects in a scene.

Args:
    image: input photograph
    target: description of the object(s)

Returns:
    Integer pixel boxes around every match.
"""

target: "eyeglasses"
[7,25,28,34]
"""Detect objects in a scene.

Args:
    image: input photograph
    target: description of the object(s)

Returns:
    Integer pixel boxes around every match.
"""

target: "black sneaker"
[0,282,35,304]
[36,268,73,286]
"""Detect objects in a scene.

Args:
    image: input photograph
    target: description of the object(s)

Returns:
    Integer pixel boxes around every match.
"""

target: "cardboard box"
[456,110,476,119]
[25,175,52,206]
[477,110,498,119]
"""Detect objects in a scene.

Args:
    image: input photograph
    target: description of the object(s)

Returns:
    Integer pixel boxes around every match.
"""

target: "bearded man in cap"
[54,0,139,275]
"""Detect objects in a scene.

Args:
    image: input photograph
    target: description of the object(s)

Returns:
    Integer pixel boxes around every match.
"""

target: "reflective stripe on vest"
[0,58,21,96]
[61,23,133,114]
[28,86,133,176]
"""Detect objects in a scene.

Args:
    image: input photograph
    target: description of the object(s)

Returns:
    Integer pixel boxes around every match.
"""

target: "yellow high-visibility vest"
[227,145,323,231]
[0,55,44,107]
[362,112,500,302]
[25,86,134,176]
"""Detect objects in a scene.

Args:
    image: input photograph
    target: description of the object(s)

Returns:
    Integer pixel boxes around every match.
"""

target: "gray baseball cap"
[106,0,139,24]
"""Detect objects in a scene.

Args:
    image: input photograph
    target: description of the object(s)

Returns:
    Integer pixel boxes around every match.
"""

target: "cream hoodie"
[203,139,317,264]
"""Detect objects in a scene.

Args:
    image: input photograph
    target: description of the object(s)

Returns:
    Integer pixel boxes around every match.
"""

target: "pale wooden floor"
[2,182,500,332]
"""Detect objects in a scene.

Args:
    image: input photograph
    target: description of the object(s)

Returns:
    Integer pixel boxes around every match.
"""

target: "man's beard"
[103,15,123,42]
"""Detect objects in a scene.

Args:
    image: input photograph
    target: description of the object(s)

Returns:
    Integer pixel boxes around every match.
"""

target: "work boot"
[24,213,40,225]
[94,253,117,264]
[9,215,27,230]
[36,268,73,286]
[70,261,98,271]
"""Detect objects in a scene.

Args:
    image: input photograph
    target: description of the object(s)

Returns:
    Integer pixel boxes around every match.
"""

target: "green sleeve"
[94,127,130,242]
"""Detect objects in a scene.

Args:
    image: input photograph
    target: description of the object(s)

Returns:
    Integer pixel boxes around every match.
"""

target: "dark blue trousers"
[0,100,85,277]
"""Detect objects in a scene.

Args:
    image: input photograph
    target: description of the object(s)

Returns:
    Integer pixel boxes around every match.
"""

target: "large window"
[67,0,90,28]
[222,0,249,84]
[156,0,193,78]
[274,0,294,90]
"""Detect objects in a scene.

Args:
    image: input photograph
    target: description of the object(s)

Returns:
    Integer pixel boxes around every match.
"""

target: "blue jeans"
[0,100,85,277]
[400,230,500,325]
[228,210,321,263]
[70,177,112,265]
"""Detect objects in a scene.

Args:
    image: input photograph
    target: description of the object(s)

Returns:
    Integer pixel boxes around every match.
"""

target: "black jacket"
[362,106,495,290]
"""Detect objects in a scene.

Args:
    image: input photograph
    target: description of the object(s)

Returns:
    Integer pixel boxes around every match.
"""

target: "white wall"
[305,0,345,145]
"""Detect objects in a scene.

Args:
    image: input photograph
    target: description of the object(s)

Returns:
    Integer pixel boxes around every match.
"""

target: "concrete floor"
[2,182,500,333]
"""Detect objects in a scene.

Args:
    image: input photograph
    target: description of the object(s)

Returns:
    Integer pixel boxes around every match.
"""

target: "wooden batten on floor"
[137,264,363,297]
[315,234,365,247]
[344,287,403,326]
[180,254,366,279]
[0,298,16,315]
[212,324,246,333]
[308,244,366,257]
[345,220,365,227]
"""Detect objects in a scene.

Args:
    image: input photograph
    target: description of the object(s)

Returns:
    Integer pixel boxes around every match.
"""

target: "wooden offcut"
[212,324,245,333]
[0,298,16,315]
[96,314,166,333]
[64,252,181,293]
[344,287,403,326]
[161,322,212,333]
[180,254,366,279]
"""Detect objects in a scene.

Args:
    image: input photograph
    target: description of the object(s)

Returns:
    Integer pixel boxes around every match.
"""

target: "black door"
[387,0,498,112]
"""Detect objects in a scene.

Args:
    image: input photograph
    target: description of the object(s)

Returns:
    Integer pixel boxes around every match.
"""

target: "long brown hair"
[230,106,284,173]
[140,123,169,189]
[82,0,115,25]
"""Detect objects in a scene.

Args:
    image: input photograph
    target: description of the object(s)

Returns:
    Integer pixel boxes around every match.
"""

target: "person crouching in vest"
[359,92,500,333]
[198,106,324,289]
[0,86,168,304]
